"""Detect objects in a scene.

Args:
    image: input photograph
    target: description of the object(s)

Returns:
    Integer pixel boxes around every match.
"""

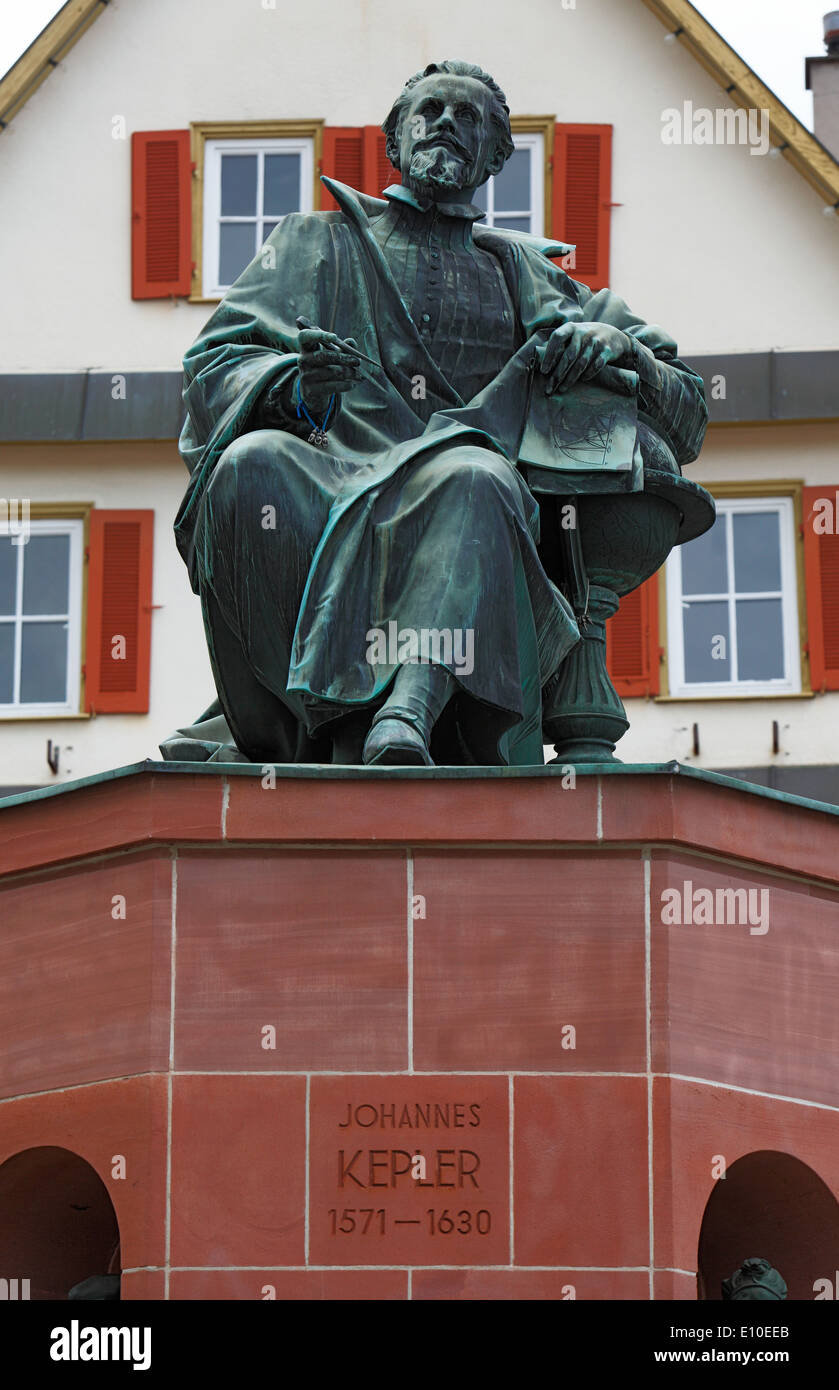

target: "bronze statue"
[163,60,713,767]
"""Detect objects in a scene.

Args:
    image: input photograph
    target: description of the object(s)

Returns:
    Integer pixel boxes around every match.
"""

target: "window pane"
[220,154,257,215]
[472,182,488,210]
[681,517,728,595]
[263,154,300,215]
[219,222,256,286]
[736,598,784,679]
[493,215,531,233]
[683,600,730,682]
[0,624,13,701]
[492,148,530,211]
[20,621,68,703]
[21,534,69,615]
[733,511,781,593]
[0,537,16,614]
[260,221,278,244]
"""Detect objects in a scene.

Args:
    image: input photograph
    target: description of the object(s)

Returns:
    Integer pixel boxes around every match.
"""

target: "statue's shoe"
[362,717,434,766]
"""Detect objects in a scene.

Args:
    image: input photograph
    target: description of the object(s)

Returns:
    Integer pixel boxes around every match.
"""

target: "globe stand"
[544,583,629,763]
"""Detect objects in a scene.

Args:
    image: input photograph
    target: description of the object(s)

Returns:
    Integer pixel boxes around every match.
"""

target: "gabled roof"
[1,0,838,214]
[641,0,839,211]
[0,0,106,128]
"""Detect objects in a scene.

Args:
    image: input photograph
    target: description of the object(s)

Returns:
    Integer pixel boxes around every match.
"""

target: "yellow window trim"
[655,479,810,699]
[510,115,556,239]
[189,119,325,304]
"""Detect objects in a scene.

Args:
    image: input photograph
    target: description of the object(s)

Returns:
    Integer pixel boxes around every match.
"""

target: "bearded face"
[408,143,469,194]
[394,73,507,199]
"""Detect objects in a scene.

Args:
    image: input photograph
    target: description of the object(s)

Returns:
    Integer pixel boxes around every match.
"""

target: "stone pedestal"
[2,763,839,1300]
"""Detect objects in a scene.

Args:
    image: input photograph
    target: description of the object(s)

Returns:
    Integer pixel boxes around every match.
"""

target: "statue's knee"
[453,447,517,493]
[208,431,284,506]
[215,430,280,474]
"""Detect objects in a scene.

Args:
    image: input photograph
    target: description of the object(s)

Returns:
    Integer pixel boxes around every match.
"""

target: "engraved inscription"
[310,1078,508,1265]
[338,1147,481,1188]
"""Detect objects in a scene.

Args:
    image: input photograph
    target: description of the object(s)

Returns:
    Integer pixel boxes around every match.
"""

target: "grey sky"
[0,0,832,129]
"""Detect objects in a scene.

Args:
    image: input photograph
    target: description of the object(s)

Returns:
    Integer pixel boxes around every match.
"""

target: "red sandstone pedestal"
[1,762,839,1301]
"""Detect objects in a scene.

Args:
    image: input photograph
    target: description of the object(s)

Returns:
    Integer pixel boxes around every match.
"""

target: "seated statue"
[163,59,711,768]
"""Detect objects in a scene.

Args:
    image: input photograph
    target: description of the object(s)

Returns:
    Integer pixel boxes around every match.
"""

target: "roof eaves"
[641,0,839,214]
[0,0,108,130]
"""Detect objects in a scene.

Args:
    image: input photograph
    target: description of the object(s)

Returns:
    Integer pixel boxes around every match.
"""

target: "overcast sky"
[0,0,832,128]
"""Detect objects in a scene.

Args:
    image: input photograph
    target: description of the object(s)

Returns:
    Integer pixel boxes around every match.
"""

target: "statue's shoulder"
[474,225,575,264]
[259,207,360,261]
[475,226,590,308]
[474,225,586,298]
[270,209,346,235]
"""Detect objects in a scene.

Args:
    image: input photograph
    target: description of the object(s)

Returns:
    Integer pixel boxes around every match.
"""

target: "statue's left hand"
[539,322,631,394]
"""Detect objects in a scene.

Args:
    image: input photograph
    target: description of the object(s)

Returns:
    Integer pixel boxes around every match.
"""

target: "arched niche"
[698,1149,839,1301]
[0,1146,120,1300]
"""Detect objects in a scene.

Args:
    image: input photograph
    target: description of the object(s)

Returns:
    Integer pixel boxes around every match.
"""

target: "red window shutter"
[803,487,839,691]
[606,573,660,697]
[322,126,395,208]
[85,511,154,713]
[367,126,395,196]
[321,127,364,209]
[131,130,191,299]
[552,123,612,291]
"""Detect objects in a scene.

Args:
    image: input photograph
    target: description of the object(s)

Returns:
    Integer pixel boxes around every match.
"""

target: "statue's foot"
[362,717,434,766]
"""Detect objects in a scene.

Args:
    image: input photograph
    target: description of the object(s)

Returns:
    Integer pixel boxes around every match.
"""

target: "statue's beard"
[407,145,471,195]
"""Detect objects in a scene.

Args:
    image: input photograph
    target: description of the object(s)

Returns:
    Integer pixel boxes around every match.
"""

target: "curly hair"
[382,60,515,172]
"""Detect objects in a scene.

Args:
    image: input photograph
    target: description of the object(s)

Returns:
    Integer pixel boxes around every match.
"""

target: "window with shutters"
[190,121,322,302]
[0,521,84,716]
[0,508,154,720]
[666,496,801,697]
[473,132,544,235]
[202,137,315,296]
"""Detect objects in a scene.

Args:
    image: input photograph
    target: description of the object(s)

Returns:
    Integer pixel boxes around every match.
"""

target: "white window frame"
[666,496,801,698]
[202,136,314,297]
[0,519,84,717]
[477,132,544,236]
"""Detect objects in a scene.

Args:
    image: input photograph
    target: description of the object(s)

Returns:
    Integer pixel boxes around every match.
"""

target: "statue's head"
[382,60,515,200]
[721,1257,787,1301]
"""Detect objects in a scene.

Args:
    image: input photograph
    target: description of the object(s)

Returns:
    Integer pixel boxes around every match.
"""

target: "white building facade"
[1,0,838,794]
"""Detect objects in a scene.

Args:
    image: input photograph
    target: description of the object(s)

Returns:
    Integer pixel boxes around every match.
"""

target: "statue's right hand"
[296,326,362,415]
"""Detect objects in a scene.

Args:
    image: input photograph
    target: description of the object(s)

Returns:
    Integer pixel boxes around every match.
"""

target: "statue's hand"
[540,322,631,394]
[296,325,363,416]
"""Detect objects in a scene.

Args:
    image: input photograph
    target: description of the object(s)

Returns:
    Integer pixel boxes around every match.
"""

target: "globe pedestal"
[544,584,629,762]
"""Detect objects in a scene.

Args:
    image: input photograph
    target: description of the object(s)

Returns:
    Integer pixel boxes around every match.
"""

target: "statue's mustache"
[412,134,471,159]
